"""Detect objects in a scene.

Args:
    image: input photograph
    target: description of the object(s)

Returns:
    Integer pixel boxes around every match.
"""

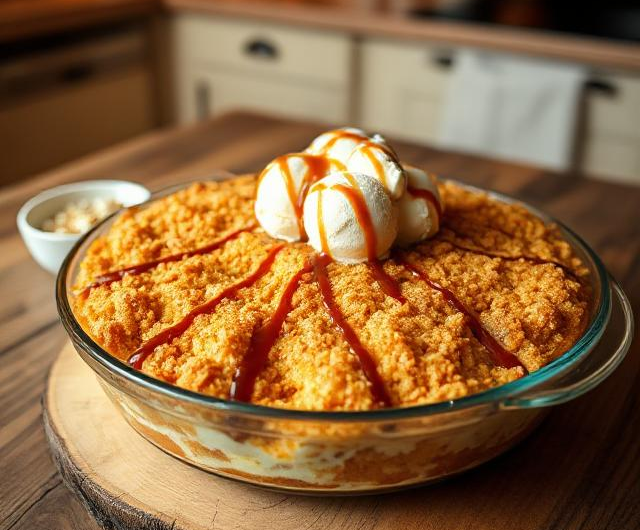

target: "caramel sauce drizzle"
[296,155,346,240]
[332,183,378,261]
[318,129,370,153]
[276,156,302,236]
[395,254,527,373]
[318,130,400,191]
[440,236,578,280]
[407,185,443,220]
[313,177,404,302]
[309,169,403,401]
[80,225,256,296]
[127,244,285,370]
[332,182,404,302]
[113,132,535,405]
[313,253,392,407]
[444,219,515,240]
[260,154,346,241]
[360,144,388,189]
[368,261,405,303]
[316,185,331,256]
[230,261,314,402]
[319,130,397,159]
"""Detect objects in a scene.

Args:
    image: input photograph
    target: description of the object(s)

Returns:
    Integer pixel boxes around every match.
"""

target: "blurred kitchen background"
[1,0,639,187]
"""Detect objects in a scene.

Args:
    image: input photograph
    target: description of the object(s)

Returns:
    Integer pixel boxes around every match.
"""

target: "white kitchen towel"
[438,51,586,171]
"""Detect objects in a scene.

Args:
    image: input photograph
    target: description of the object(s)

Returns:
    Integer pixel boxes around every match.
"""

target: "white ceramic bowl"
[17,180,150,274]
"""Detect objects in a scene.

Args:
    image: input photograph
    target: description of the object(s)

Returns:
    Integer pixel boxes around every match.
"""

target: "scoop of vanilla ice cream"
[305,128,389,164]
[346,143,406,200]
[255,154,340,241]
[395,166,443,247]
[303,172,398,263]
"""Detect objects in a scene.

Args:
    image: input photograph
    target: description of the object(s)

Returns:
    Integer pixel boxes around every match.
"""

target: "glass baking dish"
[56,178,634,494]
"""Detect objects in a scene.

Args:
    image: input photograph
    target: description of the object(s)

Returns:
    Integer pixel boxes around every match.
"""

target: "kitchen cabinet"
[0,68,154,184]
[173,14,353,124]
[0,24,156,185]
[172,13,639,183]
[359,38,452,146]
[359,37,640,183]
[580,72,640,183]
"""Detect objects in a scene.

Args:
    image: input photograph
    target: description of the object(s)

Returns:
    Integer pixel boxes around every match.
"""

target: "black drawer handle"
[244,38,278,60]
[586,79,617,97]
[432,53,454,69]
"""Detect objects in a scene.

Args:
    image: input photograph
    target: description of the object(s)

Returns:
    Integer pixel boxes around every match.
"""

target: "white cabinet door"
[174,14,353,125]
[174,13,352,84]
[184,69,349,125]
[580,72,640,183]
[359,38,452,144]
[361,38,640,183]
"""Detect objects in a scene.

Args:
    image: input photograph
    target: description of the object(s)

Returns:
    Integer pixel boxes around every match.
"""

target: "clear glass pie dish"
[56,178,634,494]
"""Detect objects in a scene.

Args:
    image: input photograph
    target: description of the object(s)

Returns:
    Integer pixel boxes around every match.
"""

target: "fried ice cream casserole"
[72,130,591,411]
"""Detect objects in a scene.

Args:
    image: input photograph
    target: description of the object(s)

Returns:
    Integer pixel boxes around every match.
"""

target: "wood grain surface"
[0,0,157,43]
[0,111,639,530]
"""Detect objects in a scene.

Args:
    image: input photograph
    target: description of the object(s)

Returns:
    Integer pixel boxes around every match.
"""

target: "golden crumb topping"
[72,176,591,411]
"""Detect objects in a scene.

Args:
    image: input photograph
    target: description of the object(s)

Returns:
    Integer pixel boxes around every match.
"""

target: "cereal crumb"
[72,176,592,411]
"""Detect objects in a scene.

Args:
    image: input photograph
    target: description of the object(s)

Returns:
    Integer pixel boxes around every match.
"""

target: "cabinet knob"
[244,38,279,60]
[432,53,454,69]
[586,79,617,97]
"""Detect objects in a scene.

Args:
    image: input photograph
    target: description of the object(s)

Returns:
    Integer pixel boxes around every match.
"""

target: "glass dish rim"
[56,177,612,423]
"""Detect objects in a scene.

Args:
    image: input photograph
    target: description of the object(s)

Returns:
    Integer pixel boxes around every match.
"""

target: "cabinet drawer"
[175,14,352,85]
[584,73,640,139]
[0,68,154,184]
[359,38,452,143]
[581,134,640,184]
[185,69,349,125]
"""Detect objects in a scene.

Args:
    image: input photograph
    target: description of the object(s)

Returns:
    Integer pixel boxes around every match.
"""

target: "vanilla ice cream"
[346,143,406,200]
[256,128,443,256]
[395,166,443,247]
[255,153,345,241]
[303,172,398,263]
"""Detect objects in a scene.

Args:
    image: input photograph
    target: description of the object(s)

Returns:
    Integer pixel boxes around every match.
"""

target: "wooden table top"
[1,112,638,530]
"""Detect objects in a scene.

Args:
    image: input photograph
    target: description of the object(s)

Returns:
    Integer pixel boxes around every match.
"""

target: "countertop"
[0,0,157,43]
[165,0,640,70]
[1,0,639,70]
[1,111,639,529]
